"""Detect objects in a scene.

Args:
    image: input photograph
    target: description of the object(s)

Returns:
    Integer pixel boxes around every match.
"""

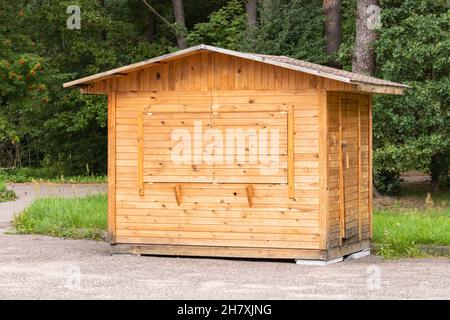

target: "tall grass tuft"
[13,194,107,240]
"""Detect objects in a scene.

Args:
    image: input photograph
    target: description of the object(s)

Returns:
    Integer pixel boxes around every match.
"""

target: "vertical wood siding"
[327,92,370,248]
[82,52,356,94]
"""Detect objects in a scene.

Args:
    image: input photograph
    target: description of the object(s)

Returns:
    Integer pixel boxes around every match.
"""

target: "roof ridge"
[64,44,408,92]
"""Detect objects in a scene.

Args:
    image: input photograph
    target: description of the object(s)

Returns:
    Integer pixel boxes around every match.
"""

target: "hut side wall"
[326,92,371,249]
[113,89,323,257]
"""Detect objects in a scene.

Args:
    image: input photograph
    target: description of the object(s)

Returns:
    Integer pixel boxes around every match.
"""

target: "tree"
[244,0,327,64]
[373,0,449,193]
[0,2,49,167]
[352,0,377,74]
[187,0,245,50]
[323,0,342,68]
[2,0,172,174]
[172,0,187,48]
[244,0,258,30]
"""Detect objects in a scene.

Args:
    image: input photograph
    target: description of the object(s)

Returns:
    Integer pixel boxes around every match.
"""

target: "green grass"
[0,167,107,184]
[373,208,450,259]
[13,194,107,240]
[0,178,16,202]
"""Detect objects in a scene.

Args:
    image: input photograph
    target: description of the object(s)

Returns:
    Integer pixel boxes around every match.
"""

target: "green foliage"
[244,0,328,63]
[0,167,106,183]
[13,194,107,240]
[0,0,173,173]
[0,2,50,164]
[187,0,246,50]
[337,0,357,69]
[372,1,450,193]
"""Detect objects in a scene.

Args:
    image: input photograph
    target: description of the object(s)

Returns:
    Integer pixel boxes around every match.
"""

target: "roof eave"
[63,44,409,95]
[63,45,207,88]
[353,82,408,95]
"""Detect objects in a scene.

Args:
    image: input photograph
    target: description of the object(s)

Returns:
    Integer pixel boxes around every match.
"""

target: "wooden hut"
[64,45,408,263]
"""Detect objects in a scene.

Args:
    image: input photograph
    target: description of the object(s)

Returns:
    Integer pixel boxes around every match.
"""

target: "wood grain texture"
[326,92,371,248]
[137,111,144,196]
[81,52,357,94]
[111,244,326,260]
[108,92,117,243]
[368,94,373,239]
[288,104,295,198]
[338,97,345,244]
[318,90,328,250]
[113,89,321,251]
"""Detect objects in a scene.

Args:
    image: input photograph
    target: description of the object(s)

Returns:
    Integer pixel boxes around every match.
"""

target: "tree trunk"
[352,0,378,75]
[353,1,380,196]
[245,0,258,30]
[323,0,342,68]
[146,12,156,42]
[172,0,187,49]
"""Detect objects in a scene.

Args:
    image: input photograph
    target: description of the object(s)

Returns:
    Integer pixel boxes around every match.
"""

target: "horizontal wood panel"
[115,236,320,249]
[117,222,318,236]
[115,229,318,242]
[116,214,319,228]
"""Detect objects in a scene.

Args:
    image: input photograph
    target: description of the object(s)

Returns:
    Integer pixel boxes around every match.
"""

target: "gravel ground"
[0,184,448,300]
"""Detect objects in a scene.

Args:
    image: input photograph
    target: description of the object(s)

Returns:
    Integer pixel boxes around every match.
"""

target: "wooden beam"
[357,99,362,241]
[138,111,144,196]
[287,104,295,198]
[318,90,328,250]
[355,83,405,95]
[245,184,254,207]
[368,94,373,239]
[174,184,182,206]
[111,244,327,260]
[74,83,93,88]
[107,92,116,244]
[338,96,345,244]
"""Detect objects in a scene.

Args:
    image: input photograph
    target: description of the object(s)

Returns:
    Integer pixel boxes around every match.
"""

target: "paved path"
[0,184,448,299]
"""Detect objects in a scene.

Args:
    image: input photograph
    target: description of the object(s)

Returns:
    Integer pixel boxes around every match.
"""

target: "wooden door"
[339,99,361,242]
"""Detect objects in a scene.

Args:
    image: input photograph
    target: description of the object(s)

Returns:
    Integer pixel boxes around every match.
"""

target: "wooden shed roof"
[63,44,409,94]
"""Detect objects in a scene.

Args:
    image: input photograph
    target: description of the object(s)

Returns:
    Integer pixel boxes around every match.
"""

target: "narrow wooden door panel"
[340,99,360,241]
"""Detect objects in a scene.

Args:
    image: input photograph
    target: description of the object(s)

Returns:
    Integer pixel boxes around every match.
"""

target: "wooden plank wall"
[141,110,289,184]
[82,52,356,94]
[92,52,366,254]
[114,90,322,251]
[327,92,370,248]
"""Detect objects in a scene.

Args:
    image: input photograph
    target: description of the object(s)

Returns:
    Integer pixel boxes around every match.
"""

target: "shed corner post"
[368,94,373,240]
[318,89,329,250]
[108,91,117,244]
